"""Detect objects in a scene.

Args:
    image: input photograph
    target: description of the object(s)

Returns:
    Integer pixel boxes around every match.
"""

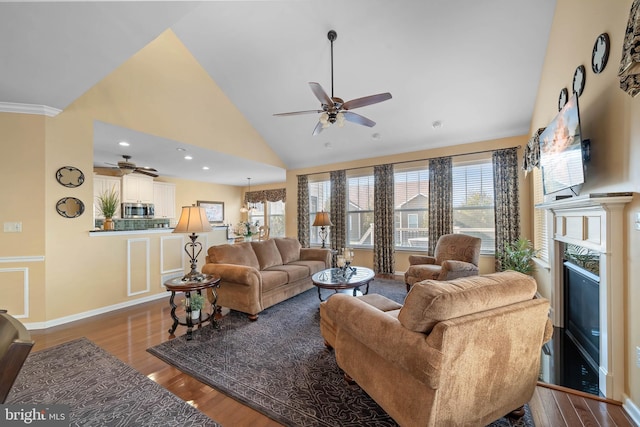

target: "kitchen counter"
[89,228,175,236]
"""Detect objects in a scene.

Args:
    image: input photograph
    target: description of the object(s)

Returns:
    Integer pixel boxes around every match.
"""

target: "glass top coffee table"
[311,266,375,302]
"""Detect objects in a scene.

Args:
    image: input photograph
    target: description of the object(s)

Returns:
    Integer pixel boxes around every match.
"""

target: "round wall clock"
[592,33,610,74]
[558,88,568,111]
[573,65,586,96]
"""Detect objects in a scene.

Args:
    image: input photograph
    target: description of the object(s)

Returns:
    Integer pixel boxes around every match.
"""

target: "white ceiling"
[0,0,557,186]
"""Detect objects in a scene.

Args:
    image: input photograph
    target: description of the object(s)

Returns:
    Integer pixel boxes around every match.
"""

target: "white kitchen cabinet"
[153,182,176,218]
[94,175,121,219]
[122,174,154,203]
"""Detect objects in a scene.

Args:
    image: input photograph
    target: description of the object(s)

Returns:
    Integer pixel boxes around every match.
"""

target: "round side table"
[164,274,221,340]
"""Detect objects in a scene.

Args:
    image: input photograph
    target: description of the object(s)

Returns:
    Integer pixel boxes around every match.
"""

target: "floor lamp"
[173,205,213,281]
[312,211,333,248]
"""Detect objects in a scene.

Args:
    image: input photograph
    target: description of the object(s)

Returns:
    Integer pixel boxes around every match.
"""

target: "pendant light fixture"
[240,177,253,213]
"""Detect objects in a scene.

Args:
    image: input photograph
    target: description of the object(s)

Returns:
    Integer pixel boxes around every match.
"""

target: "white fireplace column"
[538,193,632,401]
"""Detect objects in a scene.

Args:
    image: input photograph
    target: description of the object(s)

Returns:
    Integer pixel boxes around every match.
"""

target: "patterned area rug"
[7,338,220,427]
[148,278,535,427]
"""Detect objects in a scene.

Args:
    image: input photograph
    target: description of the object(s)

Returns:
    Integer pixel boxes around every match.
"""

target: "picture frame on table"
[197,200,224,224]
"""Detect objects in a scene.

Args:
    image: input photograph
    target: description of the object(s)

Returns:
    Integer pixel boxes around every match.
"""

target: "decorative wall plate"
[558,88,568,111]
[592,33,610,74]
[56,197,85,218]
[573,65,586,96]
[56,166,85,188]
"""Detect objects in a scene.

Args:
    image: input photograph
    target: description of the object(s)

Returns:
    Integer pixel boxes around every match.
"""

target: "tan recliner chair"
[320,271,552,427]
[404,233,481,291]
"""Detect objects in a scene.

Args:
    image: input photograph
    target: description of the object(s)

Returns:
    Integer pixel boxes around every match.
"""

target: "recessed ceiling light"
[184,155,193,160]
[432,120,443,129]
[176,148,186,152]
[202,166,210,170]
[119,141,130,146]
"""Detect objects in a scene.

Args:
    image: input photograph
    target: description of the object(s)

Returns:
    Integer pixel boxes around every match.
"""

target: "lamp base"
[182,270,207,282]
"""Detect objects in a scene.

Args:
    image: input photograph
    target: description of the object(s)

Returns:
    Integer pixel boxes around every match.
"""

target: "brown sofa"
[202,238,331,320]
[320,271,552,426]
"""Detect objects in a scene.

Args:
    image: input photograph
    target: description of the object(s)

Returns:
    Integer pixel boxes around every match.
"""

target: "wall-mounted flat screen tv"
[539,93,585,195]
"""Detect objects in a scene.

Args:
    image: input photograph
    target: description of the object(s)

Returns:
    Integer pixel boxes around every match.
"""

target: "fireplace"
[537,192,632,401]
[563,260,599,371]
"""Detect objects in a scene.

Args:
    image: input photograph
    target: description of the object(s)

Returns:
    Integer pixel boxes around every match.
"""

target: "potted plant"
[498,237,539,275]
[185,293,206,320]
[96,185,119,230]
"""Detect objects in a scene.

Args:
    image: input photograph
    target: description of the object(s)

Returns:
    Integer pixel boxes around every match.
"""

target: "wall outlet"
[637,346,640,368]
[3,222,22,232]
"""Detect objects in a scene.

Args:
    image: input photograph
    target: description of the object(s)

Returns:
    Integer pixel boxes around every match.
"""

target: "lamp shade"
[312,211,333,227]
[173,205,213,234]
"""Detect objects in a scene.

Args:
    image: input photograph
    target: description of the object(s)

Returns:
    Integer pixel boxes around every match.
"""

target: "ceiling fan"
[274,30,392,136]
[102,155,158,178]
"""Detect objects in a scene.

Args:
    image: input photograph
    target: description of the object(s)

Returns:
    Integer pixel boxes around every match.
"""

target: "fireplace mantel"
[536,192,632,401]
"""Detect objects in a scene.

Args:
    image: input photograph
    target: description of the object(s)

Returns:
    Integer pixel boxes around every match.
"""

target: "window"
[308,180,331,246]
[347,174,374,246]
[249,202,264,227]
[452,159,495,253]
[533,168,549,261]
[394,164,429,249]
[267,200,285,237]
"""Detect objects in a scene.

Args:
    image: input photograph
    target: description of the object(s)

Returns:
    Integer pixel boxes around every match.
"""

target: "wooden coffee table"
[311,267,375,302]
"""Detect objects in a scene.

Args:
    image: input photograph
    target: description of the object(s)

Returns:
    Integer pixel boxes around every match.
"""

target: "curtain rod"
[298,145,521,177]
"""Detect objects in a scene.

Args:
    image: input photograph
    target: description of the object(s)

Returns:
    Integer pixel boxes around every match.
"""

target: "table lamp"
[312,211,333,248]
[173,204,213,281]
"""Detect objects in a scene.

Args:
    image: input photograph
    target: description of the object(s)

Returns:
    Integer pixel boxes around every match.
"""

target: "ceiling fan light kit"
[274,30,392,135]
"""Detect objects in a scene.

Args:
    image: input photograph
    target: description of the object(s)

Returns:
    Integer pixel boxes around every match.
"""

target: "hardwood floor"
[27,297,636,427]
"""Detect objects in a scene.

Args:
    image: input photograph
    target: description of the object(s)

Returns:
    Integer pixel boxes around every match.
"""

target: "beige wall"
[1,29,276,324]
[529,0,639,408]
[285,134,531,275]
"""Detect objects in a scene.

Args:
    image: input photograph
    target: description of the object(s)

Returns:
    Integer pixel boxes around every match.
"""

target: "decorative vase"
[103,218,115,230]
[191,309,201,320]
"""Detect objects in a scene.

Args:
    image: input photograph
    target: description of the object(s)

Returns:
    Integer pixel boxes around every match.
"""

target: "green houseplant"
[499,237,539,275]
[184,293,206,319]
[96,185,119,230]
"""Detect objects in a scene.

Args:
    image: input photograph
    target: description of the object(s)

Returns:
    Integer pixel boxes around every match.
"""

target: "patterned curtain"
[373,164,395,274]
[330,170,346,254]
[297,175,310,247]
[428,156,453,255]
[493,147,520,270]
[619,0,640,97]
[246,188,286,203]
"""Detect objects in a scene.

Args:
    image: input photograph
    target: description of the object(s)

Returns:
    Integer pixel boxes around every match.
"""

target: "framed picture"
[197,200,224,224]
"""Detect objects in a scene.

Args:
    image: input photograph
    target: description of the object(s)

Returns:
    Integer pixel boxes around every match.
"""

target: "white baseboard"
[624,394,640,426]
[23,293,168,330]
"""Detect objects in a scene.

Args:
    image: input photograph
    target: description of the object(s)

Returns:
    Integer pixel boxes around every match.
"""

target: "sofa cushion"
[288,260,326,275]
[207,242,260,270]
[398,271,537,334]
[274,238,301,264]
[265,264,309,283]
[260,270,289,292]
[251,239,284,270]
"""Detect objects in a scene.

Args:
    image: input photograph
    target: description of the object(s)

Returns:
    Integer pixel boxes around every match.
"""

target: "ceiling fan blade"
[274,110,324,117]
[312,121,324,136]
[343,111,376,127]
[309,82,333,106]
[134,169,158,178]
[342,92,392,110]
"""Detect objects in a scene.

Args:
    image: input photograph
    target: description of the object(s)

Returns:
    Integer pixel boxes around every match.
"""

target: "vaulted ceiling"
[0,1,557,185]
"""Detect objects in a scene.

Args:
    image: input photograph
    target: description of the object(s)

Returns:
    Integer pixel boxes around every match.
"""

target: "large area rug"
[148,278,535,427]
[7,338,220,426]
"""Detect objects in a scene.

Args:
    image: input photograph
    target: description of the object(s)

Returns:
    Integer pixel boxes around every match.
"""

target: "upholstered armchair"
[320,271,553,427]
[0,310,34,403]
[404,233,481,291]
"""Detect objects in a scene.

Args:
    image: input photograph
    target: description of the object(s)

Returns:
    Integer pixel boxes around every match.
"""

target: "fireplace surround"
[537,193,632,401]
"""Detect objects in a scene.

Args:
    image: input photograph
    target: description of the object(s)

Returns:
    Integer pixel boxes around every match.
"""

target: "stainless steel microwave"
[121,203,154,219]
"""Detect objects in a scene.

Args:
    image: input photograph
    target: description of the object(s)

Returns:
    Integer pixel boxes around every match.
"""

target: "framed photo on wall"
[197,200,224,224]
